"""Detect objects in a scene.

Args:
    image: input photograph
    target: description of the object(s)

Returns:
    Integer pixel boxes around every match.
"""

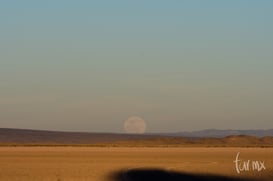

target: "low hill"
[114,135,273,147]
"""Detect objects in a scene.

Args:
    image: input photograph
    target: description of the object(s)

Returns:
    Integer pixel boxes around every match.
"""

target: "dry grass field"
[0,147,272,181]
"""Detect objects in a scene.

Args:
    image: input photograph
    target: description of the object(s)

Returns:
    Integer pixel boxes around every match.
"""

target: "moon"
[124,116,147,134]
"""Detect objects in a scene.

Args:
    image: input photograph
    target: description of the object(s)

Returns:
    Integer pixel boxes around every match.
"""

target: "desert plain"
[0,146,272,181]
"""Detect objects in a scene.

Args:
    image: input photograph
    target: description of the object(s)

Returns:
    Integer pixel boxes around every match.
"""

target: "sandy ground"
[0,147,272,181]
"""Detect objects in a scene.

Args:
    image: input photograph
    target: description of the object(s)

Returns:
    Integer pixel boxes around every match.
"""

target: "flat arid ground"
[0,147,272,181]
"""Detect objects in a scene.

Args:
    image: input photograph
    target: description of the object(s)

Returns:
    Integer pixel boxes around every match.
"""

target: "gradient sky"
[1,0,273,133]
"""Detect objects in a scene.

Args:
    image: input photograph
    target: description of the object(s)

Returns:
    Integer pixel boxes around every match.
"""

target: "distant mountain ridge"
[167,129,273,138]
[0,128,273,146]
[0,128,156,144]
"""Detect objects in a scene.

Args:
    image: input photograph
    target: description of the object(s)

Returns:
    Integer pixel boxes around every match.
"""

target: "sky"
[0,0,273,133]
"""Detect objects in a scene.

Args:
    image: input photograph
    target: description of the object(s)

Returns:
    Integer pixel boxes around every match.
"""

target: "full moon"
[124,116,146,134]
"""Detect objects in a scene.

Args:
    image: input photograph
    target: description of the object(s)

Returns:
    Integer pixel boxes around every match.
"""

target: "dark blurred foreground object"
[109,168,257,181]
